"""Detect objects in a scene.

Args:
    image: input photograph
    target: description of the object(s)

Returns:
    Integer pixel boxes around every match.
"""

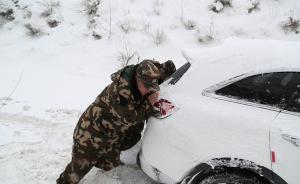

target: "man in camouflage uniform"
[57,59,176,184]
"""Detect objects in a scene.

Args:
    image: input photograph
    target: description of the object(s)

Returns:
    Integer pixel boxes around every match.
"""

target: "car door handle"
[281,133,300,147]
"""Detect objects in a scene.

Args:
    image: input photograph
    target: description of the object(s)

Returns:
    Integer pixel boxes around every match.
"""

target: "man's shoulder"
[121,65,136,81]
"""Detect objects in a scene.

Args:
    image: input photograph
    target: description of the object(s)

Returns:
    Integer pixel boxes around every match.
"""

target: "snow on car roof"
[178,38,300,91]
[184,38,300,71]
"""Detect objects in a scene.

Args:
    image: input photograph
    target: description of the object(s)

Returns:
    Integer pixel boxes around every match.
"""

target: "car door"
[270,72,300,184]
[192,72,296,169]
[170,72,293,166]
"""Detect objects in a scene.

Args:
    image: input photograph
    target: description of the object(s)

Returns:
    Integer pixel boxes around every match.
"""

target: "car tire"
[194,169,267,184]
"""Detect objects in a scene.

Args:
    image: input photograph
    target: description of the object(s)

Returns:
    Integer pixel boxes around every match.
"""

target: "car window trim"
[204,68,300,94]
[280,73,300,116]
[203,91,282,113]
[202,71,299,113]
[279,109,300,117]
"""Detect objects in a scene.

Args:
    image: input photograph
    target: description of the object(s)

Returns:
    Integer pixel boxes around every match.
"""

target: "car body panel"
[141,116,198,183]
[138,150,176,184]
[270,112,300,184]
[139,39,300,184]
[141,94,276,183]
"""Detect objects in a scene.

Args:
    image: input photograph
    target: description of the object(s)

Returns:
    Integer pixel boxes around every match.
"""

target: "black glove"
[120,133,141,151]
[162,60,176,77]
[120,122,144,151]
[151,60,176,84]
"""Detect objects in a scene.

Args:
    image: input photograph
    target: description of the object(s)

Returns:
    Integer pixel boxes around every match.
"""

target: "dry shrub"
[248,0,260,14]
[118,45,139,67]
[143,23,166,46]
[197,34,214,43]
[92,31,102,40]
[281,17,299,34]
[12,0,19,8]
[0,5,15,21]
[219,0,231,7]
[47,18,59,28]
[23,10,32,19]
[83,0,100,16]
[196,23,215,44]
[183,19,197,30]
[24,23,43,37]
[120,20,134,33]
[209,0,232,13]
[40,0,60,17]
[153,29,166,45]
[153,0,163,16]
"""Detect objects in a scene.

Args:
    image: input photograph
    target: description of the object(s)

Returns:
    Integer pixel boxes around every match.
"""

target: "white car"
[137,38,300,184]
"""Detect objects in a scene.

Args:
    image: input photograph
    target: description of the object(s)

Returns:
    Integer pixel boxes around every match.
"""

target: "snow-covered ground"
[0,112,155,184]
[0,0,299,183]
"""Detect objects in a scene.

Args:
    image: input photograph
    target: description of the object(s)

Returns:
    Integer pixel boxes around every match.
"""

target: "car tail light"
[271,151,276,163]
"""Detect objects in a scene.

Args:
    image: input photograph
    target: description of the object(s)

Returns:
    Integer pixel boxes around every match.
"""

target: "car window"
[215,72,295,109]
[284,73,300,113]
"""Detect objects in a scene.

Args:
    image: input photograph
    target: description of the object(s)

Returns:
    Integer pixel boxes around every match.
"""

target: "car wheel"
[195,170,266,184]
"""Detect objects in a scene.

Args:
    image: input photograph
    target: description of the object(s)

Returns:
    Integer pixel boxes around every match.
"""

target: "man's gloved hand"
[150,60,176,84]
[162,60,176,77]
[120,133,141,151]
[120,122,144,151]
[153,98,176,119]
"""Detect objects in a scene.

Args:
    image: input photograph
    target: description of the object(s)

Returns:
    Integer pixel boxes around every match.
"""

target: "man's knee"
[95,151,122,171]
[56,162,83,184]
[56,172,80,184]
[57,146,97,184]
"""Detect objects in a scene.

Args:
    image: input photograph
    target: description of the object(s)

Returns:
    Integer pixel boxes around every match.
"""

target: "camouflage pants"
[56,142,121,184]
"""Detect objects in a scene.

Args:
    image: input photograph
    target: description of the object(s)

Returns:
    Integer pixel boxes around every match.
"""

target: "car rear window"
[216,72,298,110]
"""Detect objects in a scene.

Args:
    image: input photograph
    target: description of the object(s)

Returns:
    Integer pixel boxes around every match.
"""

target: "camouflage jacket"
[73,64,156,151]
[97,64,156,135]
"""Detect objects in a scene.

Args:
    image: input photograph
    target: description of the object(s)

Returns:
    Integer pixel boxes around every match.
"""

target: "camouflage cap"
[136,60,161,93]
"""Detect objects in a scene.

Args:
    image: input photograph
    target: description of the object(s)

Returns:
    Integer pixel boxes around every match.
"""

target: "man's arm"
[146,92,159,106]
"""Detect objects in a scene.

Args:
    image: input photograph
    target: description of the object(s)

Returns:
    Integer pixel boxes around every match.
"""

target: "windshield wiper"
[168,62,191,85]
